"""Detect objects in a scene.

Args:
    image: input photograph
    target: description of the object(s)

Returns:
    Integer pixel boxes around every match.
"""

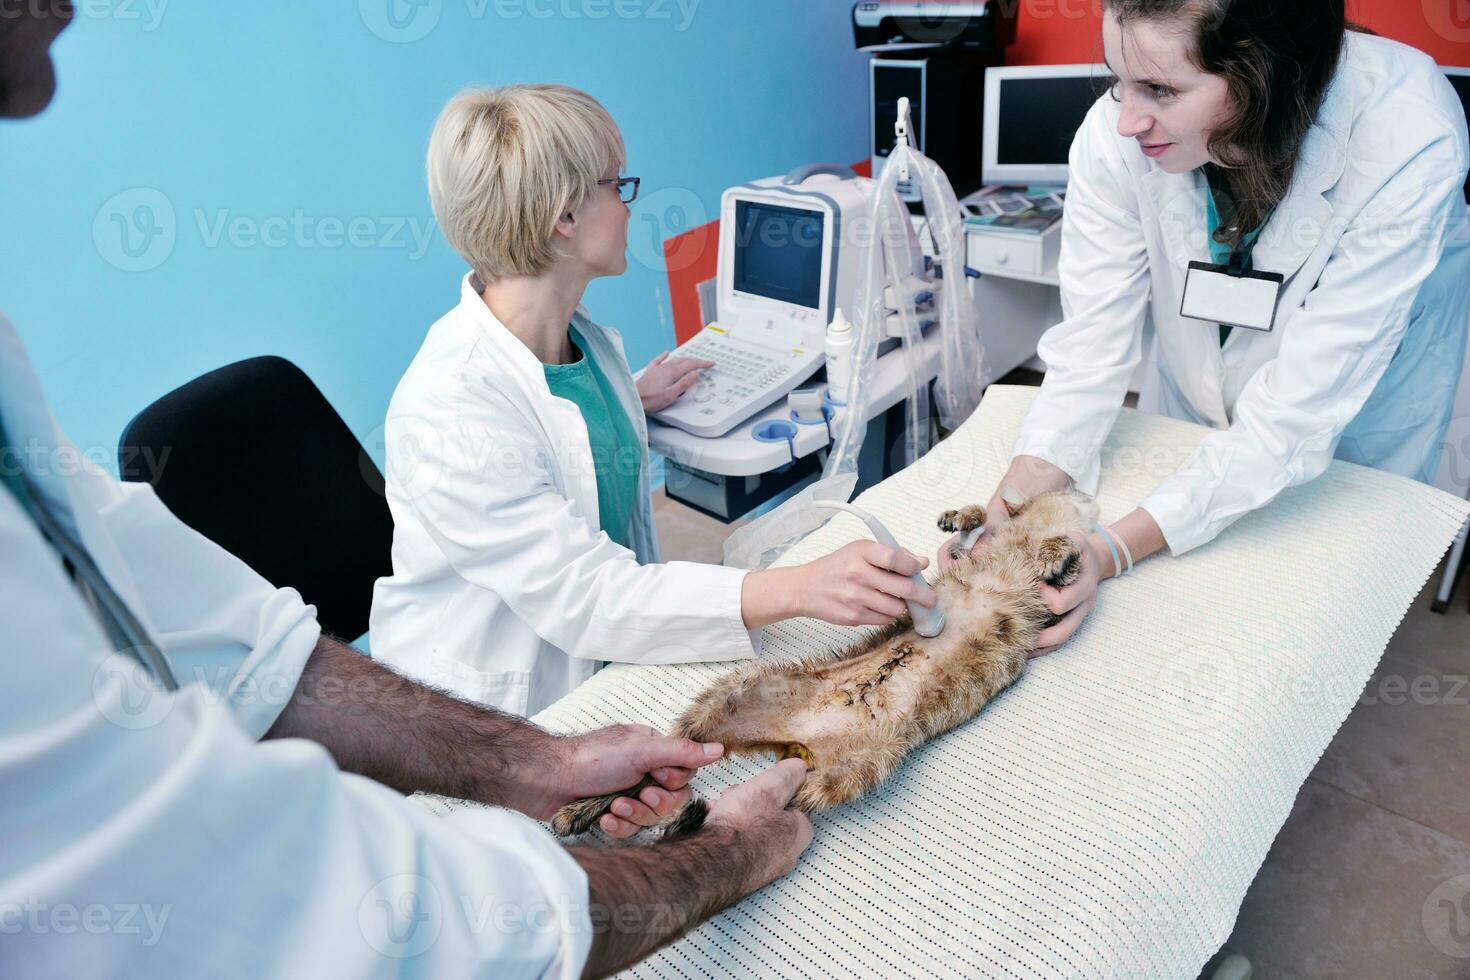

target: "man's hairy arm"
[263,636,721,827]
[572,762,812,980]
[266,639,815,977]
[264,634,559,809]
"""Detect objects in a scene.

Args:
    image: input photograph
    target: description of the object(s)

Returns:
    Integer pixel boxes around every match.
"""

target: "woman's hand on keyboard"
[637,351,716,413]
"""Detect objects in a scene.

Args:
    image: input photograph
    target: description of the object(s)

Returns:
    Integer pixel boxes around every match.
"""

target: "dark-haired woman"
[942,1,1470,653]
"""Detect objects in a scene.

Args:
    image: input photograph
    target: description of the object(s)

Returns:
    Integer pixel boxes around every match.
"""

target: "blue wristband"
[1091,524,1122,578]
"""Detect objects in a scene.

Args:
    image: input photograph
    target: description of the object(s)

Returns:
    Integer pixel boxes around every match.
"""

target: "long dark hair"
[1104,0,1360,251]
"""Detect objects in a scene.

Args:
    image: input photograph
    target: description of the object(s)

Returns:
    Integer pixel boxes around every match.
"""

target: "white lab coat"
[369,275,759,716]
[1013,32,1470,554]
[0,313,592,978]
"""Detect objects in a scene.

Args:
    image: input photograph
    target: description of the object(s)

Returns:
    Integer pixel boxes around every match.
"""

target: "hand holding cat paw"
[1030,531,1107,657]
[546,724,725,838]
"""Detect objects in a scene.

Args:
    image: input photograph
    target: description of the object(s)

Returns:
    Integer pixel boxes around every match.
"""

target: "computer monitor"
[717,171,876,338]
[730,200,824,311]
[1446,67,1470,204]
[982,64,1109,186]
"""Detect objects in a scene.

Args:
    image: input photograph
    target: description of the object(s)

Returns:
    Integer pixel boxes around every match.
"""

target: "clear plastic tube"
[721,100,986,570]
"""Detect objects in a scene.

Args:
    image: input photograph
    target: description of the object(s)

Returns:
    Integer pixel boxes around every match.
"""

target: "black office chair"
[118,356,394,640]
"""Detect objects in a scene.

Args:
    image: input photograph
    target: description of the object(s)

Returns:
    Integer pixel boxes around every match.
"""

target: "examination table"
[420,385,1469,978]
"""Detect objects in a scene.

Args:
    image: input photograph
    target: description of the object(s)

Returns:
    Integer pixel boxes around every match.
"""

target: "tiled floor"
[653,461,1470,979]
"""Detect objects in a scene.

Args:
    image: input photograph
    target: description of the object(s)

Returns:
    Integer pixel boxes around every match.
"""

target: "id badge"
[1179,261,1285,332]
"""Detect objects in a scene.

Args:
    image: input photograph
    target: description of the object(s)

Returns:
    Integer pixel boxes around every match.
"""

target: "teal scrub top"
[542,323,641,548]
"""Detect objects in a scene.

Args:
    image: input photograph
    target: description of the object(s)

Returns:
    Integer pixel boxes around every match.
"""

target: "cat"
[551,488,1100,839]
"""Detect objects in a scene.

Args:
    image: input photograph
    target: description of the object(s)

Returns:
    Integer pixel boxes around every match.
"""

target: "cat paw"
[1037,534,1082,587]
[551,793,619,837]
[937,505,987,535]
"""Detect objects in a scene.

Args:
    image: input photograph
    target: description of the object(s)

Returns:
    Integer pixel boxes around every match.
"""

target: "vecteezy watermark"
[1,435,167,484]
[193,209,435,259]
[358,875,698,958]
[627,185,711,274]
[0,897,172,947]
[93,654,177,731]
[360,875,444,958]
[1152,642,1241,733]
[0,0,168,31]
[359,0,442,43]
[90,649,432,732]
[359,0,699,43]
[93,188,436,272]
[362,412,649,505]
[93,188,177,273]
[1423,873,1470,959]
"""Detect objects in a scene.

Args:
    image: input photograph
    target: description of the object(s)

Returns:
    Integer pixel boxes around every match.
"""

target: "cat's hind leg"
[550,776,710,839]
[551,774,657,838]
[672,665,820,748]
[790,722,912,813]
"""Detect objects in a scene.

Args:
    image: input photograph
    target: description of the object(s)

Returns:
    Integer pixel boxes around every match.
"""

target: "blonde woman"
[370,85,937,717]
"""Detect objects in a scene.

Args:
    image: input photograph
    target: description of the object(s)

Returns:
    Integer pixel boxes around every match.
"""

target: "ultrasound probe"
[814,501,947,638]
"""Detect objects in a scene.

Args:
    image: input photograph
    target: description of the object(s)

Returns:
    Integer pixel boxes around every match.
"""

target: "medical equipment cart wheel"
[1209,953,1252,980]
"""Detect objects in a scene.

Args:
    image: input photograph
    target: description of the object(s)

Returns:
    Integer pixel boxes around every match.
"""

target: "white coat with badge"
[369,274,760,717]
[1013,32,1470,555]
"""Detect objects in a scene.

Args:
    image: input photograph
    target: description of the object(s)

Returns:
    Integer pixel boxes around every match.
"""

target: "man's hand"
[530,724,725,838]
[637,352,715,413]
[572,758,814,979]
[703,758,813,893]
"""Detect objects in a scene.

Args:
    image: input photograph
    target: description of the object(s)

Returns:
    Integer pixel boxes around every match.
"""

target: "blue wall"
[0,1,868,471]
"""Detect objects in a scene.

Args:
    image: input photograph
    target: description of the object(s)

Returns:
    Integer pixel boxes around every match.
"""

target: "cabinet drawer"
[966,229,1047,275]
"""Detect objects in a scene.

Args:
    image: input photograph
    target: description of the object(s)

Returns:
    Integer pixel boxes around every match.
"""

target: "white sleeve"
[60,440,320,739]
[0,503,591,978]
[1141,136,1470,555]
[393,376,758,665]
[1010,101,1152,493]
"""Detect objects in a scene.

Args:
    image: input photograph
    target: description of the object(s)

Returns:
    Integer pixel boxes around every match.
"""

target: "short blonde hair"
[426,84,625,280]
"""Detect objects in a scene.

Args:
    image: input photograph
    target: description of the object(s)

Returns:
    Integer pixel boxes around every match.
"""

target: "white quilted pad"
[424,385,1470,978]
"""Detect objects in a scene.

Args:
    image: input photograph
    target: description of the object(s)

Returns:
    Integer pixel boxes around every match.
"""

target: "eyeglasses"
[597,176,641,204]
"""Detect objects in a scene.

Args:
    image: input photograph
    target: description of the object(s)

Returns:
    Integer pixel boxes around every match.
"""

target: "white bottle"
[824,307,854,405]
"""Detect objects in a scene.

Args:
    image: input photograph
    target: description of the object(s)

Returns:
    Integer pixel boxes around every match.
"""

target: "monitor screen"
[996,75,1105,167]
[731,200,824,310]
[1447,71,1470,203]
